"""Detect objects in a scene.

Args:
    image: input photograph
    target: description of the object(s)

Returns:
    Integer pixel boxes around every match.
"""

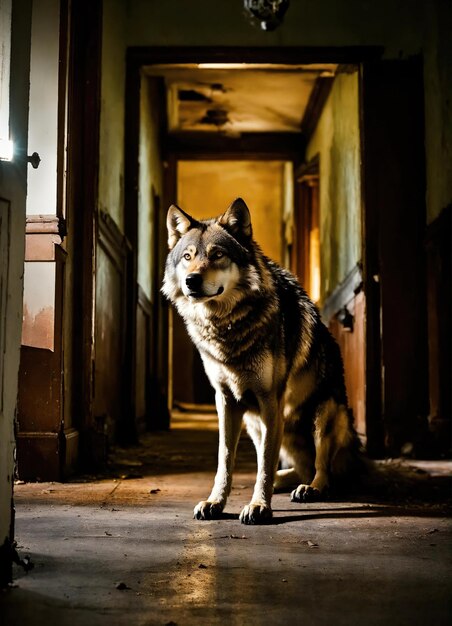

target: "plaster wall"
[98,0,127,231]
[138,76,164,300]
[26,0,59,216]
[306,71,361,302]
[177,160,286,264]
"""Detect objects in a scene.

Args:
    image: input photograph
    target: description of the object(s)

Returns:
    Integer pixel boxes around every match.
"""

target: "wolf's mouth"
[188,286,224,299]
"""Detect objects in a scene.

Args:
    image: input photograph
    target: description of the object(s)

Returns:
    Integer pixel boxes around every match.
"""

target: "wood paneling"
[17,235,77,481]
[93,211,130,446]
[361,57,429,456]
[328,290,366,438]
[136,285,152,433]
[322,266,366,439]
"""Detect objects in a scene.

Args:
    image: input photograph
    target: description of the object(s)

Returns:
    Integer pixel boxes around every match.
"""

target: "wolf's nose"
[186,273,203,291]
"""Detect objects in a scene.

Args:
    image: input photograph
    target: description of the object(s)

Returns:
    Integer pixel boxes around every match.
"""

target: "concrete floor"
[2,412,452,626]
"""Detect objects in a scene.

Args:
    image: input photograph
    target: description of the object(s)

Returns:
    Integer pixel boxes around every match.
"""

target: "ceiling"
[143,64,337,136]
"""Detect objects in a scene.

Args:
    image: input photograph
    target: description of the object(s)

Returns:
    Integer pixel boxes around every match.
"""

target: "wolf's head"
[162,198,259,307]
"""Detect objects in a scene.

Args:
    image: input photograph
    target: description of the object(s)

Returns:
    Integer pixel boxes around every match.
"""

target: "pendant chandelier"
[244,0,290,31]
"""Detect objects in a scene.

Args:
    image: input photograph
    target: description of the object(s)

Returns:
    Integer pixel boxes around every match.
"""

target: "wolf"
[162,198,360,525]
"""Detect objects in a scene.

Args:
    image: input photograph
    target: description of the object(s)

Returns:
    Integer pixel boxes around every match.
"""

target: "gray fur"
[163,198,359,525]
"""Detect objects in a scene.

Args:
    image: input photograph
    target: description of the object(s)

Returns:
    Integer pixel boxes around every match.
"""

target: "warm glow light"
[309,227,321,303]
[197,63,253,70]
[0,138,13,161]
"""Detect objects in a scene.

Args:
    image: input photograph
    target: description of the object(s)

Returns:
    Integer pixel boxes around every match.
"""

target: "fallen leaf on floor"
[105,531,112,536]
[150,488,161,494]
[223,534,248,539]
[307,540,319,548]
[198,563,208,569]
[282,578,288,583]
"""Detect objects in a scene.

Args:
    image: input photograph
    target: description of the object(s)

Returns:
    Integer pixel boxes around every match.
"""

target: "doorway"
[126,47,429,458]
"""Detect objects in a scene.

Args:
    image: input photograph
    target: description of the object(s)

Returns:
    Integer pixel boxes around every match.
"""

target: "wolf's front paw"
[291,484,322,503]
[239,502,272,525]
[193,500,224,520]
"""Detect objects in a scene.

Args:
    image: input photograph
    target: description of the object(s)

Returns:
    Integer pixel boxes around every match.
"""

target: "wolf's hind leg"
[291,400,350,503]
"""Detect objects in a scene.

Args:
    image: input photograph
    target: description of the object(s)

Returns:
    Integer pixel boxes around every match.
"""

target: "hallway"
[3,412,452,626]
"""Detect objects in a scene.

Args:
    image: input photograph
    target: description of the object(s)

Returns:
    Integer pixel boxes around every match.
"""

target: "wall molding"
[98,210,131,269]
[137,283,152,316]
[300,76,334,143]
[321,263,363,323]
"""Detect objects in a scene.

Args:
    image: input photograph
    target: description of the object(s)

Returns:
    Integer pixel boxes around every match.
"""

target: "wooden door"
[361,57,429,456]
[0,0,32,586]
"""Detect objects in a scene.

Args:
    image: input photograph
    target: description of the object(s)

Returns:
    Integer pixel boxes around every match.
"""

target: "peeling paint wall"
[306,71,361,302]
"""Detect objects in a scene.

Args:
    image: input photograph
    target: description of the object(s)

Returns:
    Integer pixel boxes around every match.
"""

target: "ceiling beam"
[165,131,306,161]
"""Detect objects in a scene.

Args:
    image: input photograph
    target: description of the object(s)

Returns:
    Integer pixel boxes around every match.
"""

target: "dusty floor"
[2,412,452,626]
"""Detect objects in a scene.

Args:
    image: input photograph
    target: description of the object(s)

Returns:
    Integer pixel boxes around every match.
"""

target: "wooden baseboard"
[16,428,79,481]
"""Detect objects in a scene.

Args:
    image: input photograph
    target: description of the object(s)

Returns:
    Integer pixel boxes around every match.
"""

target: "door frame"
[124,45,384,438]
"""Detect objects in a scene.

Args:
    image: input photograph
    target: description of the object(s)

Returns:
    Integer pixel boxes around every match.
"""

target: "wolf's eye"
[212,251,224,260]
[183,252,191,261]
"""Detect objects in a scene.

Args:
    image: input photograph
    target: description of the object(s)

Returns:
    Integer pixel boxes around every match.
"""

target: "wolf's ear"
[219,198,252,242]
[167,205,194,249]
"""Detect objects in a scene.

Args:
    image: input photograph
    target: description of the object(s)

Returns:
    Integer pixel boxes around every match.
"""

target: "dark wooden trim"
[359,63,384,458]
[300,76,334,142]
[295,153,320,181]
[360,57,429,457]
[57,0,69,223]
[127,46,384,68]
[66,0,103,465]
[321,264,363,323]
[166,131,305,160]
[123,51,142,444]
[98,210,130,269]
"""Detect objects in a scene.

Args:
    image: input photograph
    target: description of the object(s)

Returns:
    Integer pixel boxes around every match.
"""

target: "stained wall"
[305,70,361,303]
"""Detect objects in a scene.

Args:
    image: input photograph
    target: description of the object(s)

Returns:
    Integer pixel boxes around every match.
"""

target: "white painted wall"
[26,0,59,216]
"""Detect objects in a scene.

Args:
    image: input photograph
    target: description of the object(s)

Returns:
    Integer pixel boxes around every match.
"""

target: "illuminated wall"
[178,160,287,264]
[305,71,361,303]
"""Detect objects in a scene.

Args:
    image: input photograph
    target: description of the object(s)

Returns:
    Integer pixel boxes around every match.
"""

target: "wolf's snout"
[185,273,203,291]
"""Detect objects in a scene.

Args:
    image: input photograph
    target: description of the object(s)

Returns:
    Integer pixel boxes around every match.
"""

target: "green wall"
[306,71,361,303]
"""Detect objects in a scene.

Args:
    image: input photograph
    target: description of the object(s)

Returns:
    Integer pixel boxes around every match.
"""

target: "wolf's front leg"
[194,392,244,520]
[240,402,283,525]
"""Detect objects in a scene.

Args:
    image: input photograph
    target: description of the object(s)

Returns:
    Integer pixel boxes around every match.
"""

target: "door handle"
[27,152,41,169]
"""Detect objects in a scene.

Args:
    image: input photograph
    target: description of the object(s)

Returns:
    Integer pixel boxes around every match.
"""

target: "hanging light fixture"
[244,0,290,31]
